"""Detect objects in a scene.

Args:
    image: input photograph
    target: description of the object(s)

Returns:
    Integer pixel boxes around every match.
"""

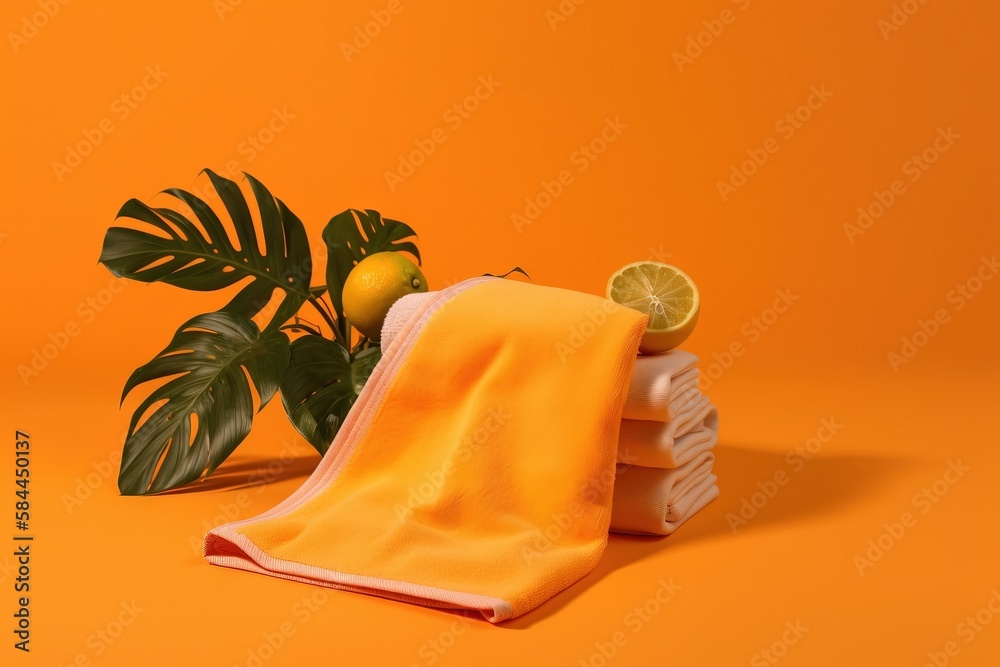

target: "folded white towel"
[618,406,718,468]
[609,451,719,535]
[622,351,701,421]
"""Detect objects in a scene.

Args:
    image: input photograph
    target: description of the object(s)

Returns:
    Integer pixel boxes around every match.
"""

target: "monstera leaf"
[117,311,290,495]
[97,170,443,494]
[279,336,382,454]
[99,169,312,332]
[322,209,420,341]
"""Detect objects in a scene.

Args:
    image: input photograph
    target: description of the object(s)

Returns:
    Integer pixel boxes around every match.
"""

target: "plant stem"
[340,316,352,348]
[351,337,370,355]
[307,296,345,346]
[280,323,324,337]
[317,295,337,323]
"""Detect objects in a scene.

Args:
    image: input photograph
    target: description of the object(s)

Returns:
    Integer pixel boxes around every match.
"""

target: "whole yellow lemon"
[342,252,428,340]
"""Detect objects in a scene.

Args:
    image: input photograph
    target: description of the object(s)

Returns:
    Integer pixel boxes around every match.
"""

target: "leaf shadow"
[155,453,319,495]
[502,442,916,629]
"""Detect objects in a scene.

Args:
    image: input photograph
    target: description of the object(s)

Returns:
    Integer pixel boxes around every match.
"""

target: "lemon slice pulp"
[607,261,700,354]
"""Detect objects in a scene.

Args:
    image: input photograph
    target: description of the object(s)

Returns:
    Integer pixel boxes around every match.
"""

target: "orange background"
[2,0,999,665]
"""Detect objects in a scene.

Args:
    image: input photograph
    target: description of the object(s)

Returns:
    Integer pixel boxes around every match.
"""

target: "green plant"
[99,170,420,495]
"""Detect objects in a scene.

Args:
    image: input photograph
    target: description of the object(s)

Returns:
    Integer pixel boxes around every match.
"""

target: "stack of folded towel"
[609,350,719,536]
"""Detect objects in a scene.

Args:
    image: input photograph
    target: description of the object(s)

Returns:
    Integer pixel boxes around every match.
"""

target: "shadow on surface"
[505,443,913,628]
[155,454,320,495]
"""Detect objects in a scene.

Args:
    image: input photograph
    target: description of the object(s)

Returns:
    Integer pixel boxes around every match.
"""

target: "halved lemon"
[607,261,700,354]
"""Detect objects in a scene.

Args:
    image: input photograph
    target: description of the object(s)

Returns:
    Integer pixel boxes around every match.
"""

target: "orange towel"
[205,278,647,622]
[385,293,721,538]
[385,301,705,422]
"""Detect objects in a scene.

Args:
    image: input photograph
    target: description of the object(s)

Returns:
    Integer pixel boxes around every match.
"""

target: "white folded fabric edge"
[381,291,436,348]
[622,351,703,421]
[618,404,718,468]
[609,451,719,536]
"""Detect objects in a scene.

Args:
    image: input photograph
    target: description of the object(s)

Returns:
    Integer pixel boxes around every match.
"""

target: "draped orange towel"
[205,277,647,622]
[385,301,722,538]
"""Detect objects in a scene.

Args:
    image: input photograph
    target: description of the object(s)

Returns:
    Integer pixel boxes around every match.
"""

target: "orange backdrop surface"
[2,1,999,665]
